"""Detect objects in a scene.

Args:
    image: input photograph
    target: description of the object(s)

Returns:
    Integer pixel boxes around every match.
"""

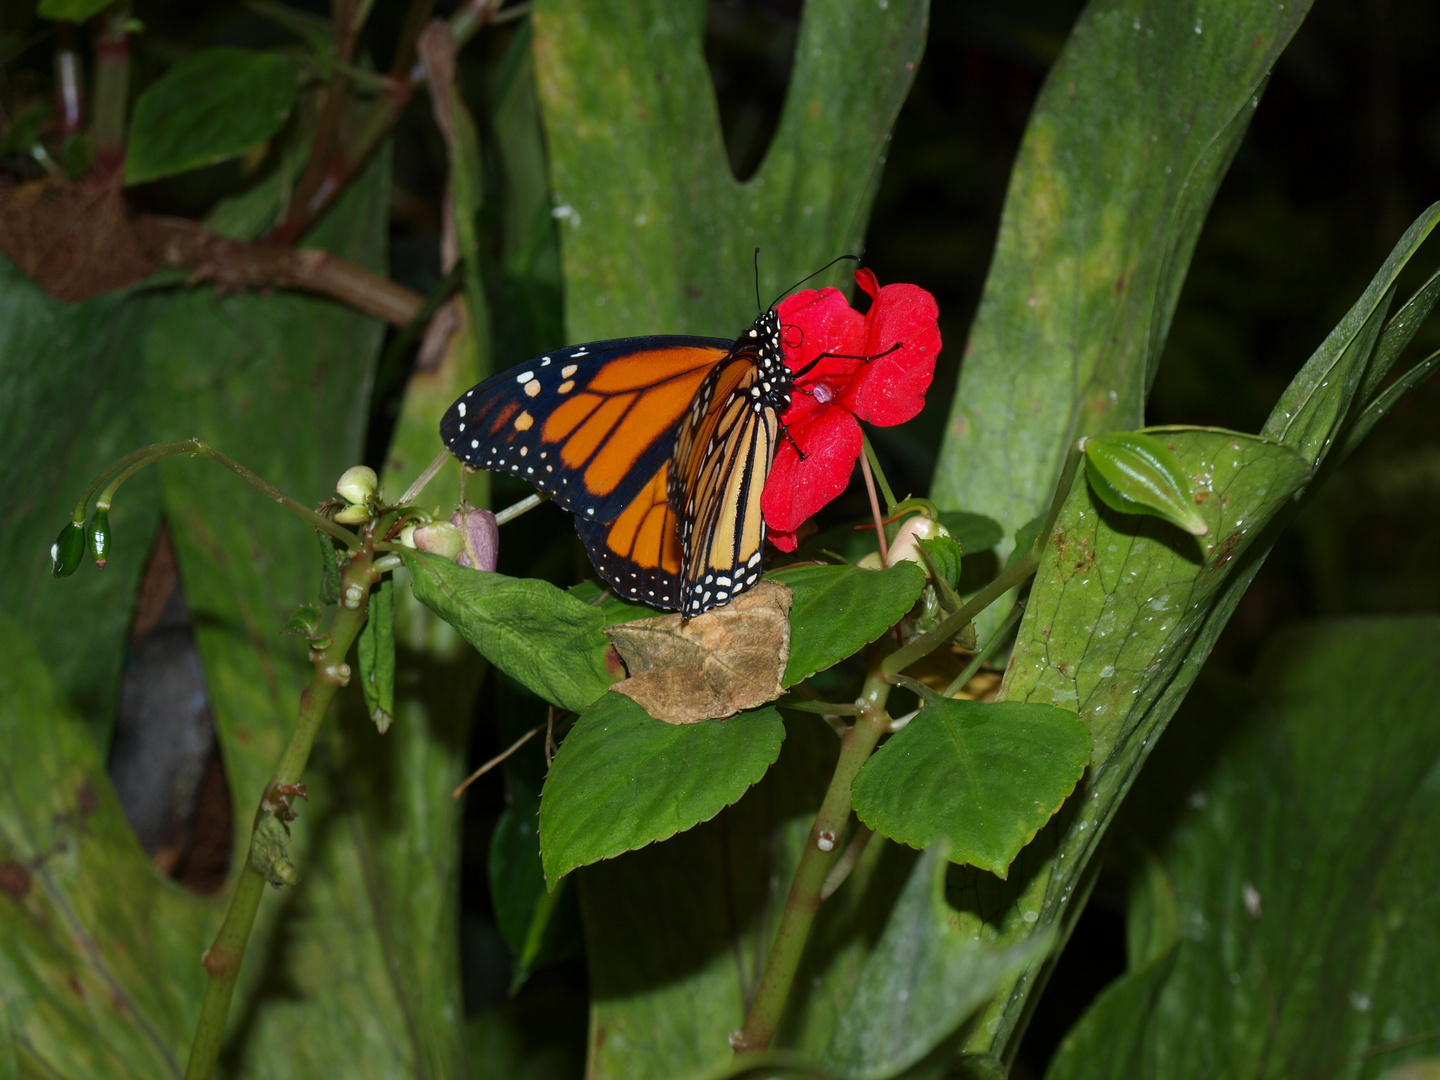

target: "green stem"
[183,550,377,1080]
[942,597,1025,699]
[882,550,1038,678]
[89,3,131,172]
[85,438,359,550]
[731,665,893,1053]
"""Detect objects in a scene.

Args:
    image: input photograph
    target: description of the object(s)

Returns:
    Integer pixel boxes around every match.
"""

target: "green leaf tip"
[1082,432,1210,537]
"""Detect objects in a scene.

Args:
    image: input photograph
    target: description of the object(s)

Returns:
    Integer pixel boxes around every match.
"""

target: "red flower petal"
[761,405,863,534]
[842,282,941,426]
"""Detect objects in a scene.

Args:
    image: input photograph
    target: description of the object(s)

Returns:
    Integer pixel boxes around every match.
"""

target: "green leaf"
[772,562,927,687]
[280,600,322,637]
[35,0,112,22]
[1262,203,1440,467]
[952,428,1312,1060]
[534,0,925,342]
[937,510,1005,555]
[853,700,1091,877]
[1005,513,1046,572]
[356,576,395,733]
[823,846,1056,1079]
[1047,618,1440,1080]
[539,693,785,883]
[933,0,1310,559]
[1083,431,1209,537]
[917,535,963,590]
[124,48,300,185]
[0,616,212,1077]
[403,551,614,714]
[567,578,655,624]
[316,529,342,604]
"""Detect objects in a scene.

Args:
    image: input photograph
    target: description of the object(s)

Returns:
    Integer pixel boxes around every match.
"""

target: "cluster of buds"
[395,506,498,573]
[333,465,380,525]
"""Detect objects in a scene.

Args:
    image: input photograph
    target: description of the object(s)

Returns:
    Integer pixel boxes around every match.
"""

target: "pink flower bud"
[451,507,498,571]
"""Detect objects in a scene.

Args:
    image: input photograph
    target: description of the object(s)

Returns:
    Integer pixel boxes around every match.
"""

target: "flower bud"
[856,551,883,570]
[886,515,950,570]
[333,503,373,525]
[51,520,86,578]
[451,507,498,572]
[413,521,464,560]
[335,465,378,506]
[87,506,111,569]
[397,523,417,549]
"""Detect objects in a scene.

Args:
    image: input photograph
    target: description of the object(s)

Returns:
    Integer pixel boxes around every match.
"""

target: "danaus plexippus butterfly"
[440,307,795,617]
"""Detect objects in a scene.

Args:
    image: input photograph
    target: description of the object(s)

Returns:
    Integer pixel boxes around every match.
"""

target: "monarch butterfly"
[440,308,796,617]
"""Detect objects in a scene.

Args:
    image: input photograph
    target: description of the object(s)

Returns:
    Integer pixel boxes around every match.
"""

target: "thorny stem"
[731,665,893,1054]
[183,549,377,1080]
[82,439,360,550]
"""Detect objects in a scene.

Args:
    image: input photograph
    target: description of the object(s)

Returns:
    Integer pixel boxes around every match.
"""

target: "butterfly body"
[441,310,791,617]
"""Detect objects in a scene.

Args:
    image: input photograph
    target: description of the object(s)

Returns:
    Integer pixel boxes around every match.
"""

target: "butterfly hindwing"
[440,336,732,524]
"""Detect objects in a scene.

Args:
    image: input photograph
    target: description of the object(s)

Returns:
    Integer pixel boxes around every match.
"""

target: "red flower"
[762,268,941,551]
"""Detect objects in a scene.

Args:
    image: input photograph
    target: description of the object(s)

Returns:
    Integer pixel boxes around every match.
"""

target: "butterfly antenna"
[768,254,861,310]
[753,247,763,314]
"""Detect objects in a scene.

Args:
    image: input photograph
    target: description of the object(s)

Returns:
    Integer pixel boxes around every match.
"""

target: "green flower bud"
[335,465,378,506]
[414,521,464,560]
[397,523,417,549]
[51,520,86,578]
[87,506,111,568]
[333,502,373,525]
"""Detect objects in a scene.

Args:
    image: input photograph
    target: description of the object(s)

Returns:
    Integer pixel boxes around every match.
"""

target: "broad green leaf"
[1047,618,1440,1080]
[917,534,963,589]
[124,48,300,185]
[356,575,395,732]
[853,700,1092,877]
[772,562,927,687]
[568,579,655,624]
[0,616,212,1077]
[0,255,157,746]
[937,511,1005,555]
[953,428,1311,1062]
[1083,432,1209,537]
[933,0,1311,561]
[403,551,613,714]
[539,694,785,883]
[822,845,1056,1079]
[1262,203,1440,467]
[533,0,926,342]
[35,0,111,21]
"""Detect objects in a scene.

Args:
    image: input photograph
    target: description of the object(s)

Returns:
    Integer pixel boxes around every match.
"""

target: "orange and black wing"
[669,357,780,617]
[441,335,732,525]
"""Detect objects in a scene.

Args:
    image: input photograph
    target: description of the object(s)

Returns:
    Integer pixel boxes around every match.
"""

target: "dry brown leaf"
[606,580,793,724]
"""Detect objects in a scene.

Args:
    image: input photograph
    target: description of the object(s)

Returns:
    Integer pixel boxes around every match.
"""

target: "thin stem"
[882,549,1039,678]
[398,449,452,508]
[861,432,898,510]
[820,825,873,901]
[184,550,377,1080]
[731,665,892,1053]
[1038,440,1086,558]
[90,439,360,550]
[857,452,889,565]
[452,723,541,798]
[776,699,865,717]
[90,4,131,173]
[942,598,1025,699]
[494,492,545,526]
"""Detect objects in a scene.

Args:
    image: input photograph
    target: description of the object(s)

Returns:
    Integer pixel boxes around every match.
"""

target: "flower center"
[811,380,836,405]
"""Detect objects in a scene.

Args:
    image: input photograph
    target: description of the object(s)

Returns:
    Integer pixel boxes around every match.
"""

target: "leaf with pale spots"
[852,699,1092,877]
[1047,618,1440,1080]
[538,693,785,884]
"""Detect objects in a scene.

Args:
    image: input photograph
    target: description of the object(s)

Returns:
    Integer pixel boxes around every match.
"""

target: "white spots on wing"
[516,371,535,384]
[458,422,465,432]
[519,446,528,457]
[457,402,467,417]
[524,380,542,398]
[571,350,590,359]
[541,356,552,366]
[471,439,479,449]
[561,364,579,378]
[558,380,576,394]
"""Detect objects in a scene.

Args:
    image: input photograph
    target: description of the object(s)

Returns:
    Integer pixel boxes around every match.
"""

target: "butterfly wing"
[669,356,780,617]
[572,461,687,609]
[441,336,732,524]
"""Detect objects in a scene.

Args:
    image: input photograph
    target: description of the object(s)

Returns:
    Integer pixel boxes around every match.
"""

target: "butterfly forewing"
[440,336,730,524]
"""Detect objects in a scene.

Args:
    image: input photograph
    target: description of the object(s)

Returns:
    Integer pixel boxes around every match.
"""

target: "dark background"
[5,0,1438,1074]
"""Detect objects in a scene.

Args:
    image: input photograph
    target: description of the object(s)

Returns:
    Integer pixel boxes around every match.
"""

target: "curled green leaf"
[1083,432,1209,537]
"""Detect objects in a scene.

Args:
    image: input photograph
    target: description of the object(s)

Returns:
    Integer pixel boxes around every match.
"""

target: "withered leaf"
[606,580,793,724]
